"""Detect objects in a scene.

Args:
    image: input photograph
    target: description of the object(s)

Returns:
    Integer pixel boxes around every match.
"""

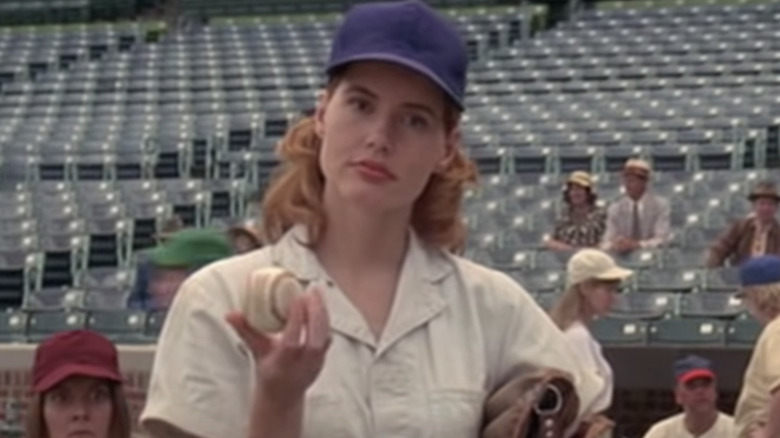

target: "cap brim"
[748,194,780,202]
[149,246,188,268]
[34,364,122,393]
[679,369,715,384]
[623,168,650,179]
[594,266,634,282]
[327,53,463,110]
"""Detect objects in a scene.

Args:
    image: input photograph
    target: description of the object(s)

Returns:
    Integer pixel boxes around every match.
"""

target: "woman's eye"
[405,114,430,129]
[91,388,110,401]
[348,97,370,112]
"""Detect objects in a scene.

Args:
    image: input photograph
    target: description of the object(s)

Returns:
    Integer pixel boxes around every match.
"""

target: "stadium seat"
[609,292,676,320]
[0,310,28,343]
[27,309,88,342]
[678,292,744,319]
[727,315,763,347]
[648,317,727,347]
[87,309,147,343]
[590,317,648,346]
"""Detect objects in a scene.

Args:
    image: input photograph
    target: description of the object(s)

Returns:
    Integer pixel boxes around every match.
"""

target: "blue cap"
[673,355,715,384]
[740,255,780,287]
[326,0,468,110]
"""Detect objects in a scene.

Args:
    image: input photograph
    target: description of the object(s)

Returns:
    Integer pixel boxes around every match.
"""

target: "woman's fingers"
[226,286,331,365]
[280,294,307,348]
[226,312,273,357]
[304,288,331,350]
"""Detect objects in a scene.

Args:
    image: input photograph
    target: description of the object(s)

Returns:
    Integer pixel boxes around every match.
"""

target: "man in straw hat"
[601,159,671,254]
[733,255,780,438]
[707,181,780,267]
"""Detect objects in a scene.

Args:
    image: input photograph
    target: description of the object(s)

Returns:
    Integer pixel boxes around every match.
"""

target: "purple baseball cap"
[326,0,469,110]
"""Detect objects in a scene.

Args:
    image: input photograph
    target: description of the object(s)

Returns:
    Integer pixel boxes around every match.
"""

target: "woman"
[140,2,602,437]
[550,248,633,415]
[26,330,132,438]
[546,171,607,251]
[733,255,780,438]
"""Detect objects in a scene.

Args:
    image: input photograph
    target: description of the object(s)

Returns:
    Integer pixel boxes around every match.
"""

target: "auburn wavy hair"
[260,80,478,254]
[741,283,780,319]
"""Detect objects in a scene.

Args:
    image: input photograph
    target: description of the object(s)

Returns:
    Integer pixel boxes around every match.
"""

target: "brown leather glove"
[574,414,614,438]
[481,369,580,438]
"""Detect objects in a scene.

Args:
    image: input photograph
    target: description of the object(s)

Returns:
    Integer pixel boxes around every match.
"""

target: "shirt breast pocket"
[302,393,352,438]
[429,389,485,438]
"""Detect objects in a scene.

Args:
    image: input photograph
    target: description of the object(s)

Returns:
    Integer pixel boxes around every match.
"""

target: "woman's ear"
[435,128,460,174]
[314,90,329,138]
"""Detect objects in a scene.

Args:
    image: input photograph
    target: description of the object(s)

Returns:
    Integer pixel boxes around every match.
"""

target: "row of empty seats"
[0,304,761,347]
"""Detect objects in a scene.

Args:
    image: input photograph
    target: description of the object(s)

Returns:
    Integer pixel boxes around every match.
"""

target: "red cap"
[32,330,122,393]
[674,355,716,384]
[678,369,715,384]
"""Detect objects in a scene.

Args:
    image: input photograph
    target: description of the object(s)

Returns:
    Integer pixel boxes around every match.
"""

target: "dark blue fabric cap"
[740,255,780,287]
[673,355,715,383]
[326,0,468,110]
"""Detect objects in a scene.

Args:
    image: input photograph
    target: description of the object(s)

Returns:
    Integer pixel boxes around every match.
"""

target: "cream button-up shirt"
[140,225,603,438]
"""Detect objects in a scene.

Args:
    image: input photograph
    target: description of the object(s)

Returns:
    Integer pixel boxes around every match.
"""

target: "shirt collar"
[268,224,453,284]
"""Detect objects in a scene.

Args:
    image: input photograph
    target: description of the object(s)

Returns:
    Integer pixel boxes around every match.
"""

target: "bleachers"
[0,1,777,351]
[0,1,778,436]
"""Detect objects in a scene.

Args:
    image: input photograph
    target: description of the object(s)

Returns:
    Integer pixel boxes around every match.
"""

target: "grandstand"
[0,0,779,436]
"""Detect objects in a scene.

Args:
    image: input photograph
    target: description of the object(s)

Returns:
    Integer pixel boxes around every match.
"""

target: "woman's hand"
[226,287,331,407]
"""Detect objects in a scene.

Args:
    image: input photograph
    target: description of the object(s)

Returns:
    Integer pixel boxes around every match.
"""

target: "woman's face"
[582,280,619,317]
[43,376,113,438]
[567,184,589,207]
[315,61,458,217]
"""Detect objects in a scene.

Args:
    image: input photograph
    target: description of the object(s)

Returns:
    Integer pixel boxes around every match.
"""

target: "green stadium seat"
[727,315,763,347]
[648,317,727,347]
[590,317,648,346]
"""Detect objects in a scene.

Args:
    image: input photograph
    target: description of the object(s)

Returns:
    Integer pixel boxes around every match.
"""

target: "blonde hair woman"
[550,249,634,415]
[139,1,603,437]
[26,330,132,438]
[733,255,780,438]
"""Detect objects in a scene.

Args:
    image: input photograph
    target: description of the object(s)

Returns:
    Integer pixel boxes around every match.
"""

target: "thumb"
[226,312,273,357]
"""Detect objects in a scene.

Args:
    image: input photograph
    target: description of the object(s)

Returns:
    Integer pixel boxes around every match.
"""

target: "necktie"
[631,202,641,240]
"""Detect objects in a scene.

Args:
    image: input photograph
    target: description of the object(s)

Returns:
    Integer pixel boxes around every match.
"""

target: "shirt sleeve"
[140,276,254,438]
[562,326,611,412]
[641,422,664,438]
[600,203,619,250]
[486,272,604,422]
[127,259,152,310]
[640,197,671,249]
[759,321,780,394]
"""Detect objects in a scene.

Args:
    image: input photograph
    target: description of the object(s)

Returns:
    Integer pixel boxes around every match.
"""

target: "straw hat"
[566,171,594,189]
[623,158,652,179]
[747,181,780,202]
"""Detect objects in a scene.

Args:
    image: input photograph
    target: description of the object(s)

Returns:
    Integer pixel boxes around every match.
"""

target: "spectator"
[642,355,735,438]
[734,255,780,438]
[546,171,607,251]
[601,159,671,254]
[127,216,184,309]
[706,181,780,267]
[550,248,633,417]
[227,222,263,253]
[25,330,132,438]
[146,228,234,309]
[139,1,603,437]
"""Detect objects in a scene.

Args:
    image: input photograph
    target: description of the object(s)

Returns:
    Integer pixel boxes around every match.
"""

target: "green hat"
[149,228,233,269]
